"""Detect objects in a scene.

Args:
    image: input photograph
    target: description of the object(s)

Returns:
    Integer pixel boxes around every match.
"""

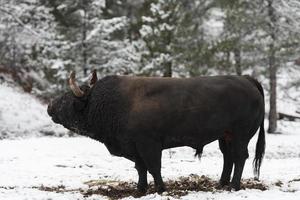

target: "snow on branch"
[274,0,300,32]
[0,6,41,37]
[86,17,128,41]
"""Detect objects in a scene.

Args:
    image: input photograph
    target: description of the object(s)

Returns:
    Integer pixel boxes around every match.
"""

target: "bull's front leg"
[135,138,166,193]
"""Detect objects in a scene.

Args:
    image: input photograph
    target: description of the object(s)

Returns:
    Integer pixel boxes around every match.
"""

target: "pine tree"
[258,0,300,133]
[214,0,263,75]
[42,0,141,80]
[139,0,215,77]
[139,0,179,77]
[0,0,58,91]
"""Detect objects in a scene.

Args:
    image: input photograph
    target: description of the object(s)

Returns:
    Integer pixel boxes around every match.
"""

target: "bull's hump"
[118,75,243,82]
[117,75,251,95]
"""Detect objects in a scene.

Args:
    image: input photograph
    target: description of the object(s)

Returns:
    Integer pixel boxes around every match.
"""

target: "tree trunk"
[82,8,88,77]
[267,0,278,133]
[268,44,277,133]
[163,61,172,77]
[234,47,242,75]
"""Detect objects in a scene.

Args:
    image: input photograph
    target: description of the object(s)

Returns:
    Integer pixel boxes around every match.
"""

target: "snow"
[0,121,299,199]
[50,59,64,70]
[86,17,128,41]
[274,0,300,33]
[140,25,153,38]
[276,67,300,117]
[0,83,67,138]
[203,8,224,38]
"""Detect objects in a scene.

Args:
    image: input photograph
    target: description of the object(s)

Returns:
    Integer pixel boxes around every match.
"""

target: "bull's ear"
[89,69,98,87]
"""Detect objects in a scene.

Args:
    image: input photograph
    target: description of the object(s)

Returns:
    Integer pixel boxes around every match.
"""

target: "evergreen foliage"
[1,0,300,133]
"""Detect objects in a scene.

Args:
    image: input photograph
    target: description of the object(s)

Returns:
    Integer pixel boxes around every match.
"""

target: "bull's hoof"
[219,179,230,187]
[216,184,223,190]
[156,185,166,194]
[230,182,241,191]
[137,185,148,195]
[217,182,231,191]
[135,190,147,197]
[223,185,232,191]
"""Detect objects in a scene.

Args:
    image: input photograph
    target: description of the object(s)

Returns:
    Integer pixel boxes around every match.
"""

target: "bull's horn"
[89,69,98,87]
[69,71,84,97]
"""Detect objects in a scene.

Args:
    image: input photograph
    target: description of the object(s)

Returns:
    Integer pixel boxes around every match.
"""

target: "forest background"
[1,0,300,134]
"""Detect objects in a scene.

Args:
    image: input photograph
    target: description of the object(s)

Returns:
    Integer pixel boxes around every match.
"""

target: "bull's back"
[119,76,263,147]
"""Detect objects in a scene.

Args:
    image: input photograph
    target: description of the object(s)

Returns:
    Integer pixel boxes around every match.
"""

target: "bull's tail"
[248,76,265,180]
[253,117,265,179]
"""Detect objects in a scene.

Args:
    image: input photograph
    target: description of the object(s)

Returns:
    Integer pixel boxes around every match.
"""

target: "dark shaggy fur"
[48,75,265,194]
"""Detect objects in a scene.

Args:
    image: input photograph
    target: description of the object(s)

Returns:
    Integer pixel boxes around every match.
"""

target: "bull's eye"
[73,99,86,112]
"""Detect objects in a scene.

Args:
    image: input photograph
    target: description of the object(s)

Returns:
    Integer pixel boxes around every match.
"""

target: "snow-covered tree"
[139,0,179,77]
[213,0,300,133]
[86,16,142,75]
[0,0,58,92]
[214,0,263,75]
[274,0,300,32]
[258,0,300,133]
[42,0,142,81]
[139,0,216,77]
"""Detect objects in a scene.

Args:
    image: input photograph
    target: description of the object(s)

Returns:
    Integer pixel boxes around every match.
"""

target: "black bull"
[47,73,265,194]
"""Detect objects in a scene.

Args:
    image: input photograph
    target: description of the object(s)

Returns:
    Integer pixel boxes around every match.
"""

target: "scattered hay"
[241,179,268,191]
[33,184,71,193]
[0,186,16,190]
[34,175,268,199]
[80,174,268,199]
[274,180,284,187]
[83,181,137,199]
[288,178,300,183]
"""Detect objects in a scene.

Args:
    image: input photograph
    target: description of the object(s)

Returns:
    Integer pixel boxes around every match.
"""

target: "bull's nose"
[47,101,53,116]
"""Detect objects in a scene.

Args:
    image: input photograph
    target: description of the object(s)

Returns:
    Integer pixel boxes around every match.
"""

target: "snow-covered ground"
[0,122,299,200]
[0,83,67,139]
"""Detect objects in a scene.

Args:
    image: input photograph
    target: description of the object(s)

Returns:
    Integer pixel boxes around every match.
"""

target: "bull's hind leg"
[135,157,148,193]
[218,138,233,187]
[230,139,249,191]
[135,139,166,193]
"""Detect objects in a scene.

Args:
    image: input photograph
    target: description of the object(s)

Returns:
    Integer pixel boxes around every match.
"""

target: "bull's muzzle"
[47,101,54,116]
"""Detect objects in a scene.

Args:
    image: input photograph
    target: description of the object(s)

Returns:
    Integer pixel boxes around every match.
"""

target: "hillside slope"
[0,83,68,139]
